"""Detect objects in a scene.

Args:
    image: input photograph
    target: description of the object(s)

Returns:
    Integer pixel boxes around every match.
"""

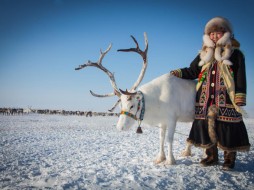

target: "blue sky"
[1,0,254,116]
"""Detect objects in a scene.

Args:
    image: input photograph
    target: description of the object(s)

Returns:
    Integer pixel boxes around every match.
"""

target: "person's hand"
[170,70,181,78]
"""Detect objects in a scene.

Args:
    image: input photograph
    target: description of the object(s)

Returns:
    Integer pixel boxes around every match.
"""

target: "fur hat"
[204,17,233,34]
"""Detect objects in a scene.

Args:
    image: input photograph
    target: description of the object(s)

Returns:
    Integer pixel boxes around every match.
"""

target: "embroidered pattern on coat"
[216,69,226,107]
[195,72,211,119]
[195,63,243,122]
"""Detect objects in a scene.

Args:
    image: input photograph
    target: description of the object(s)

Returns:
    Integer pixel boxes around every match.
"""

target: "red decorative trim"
[217,115,243,122]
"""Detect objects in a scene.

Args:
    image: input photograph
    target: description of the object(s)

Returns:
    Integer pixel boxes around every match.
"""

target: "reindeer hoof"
[153,156,166,164]
[181,150,191,157]
[164,158,176,165]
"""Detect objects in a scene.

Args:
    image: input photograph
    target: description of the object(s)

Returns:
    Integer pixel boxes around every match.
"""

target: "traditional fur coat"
[173,47,250,151]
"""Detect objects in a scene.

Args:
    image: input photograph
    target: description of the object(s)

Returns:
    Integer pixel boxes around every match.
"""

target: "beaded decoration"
[227,65,234,78]
[198,69,208,82]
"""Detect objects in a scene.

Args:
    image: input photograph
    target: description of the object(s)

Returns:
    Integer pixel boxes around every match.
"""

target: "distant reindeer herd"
[0,108,118,117]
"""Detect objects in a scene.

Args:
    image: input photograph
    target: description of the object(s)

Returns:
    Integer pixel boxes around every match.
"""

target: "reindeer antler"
[118,32,148,91]
[75,33,148,112]
[75,43,121,98]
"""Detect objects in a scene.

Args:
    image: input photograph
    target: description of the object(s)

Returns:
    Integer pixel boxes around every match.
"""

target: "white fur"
[216,32,231,46]
[222,60,233,65]
[203,34,215,48]
[117,74,196,165]
[199,47,214,66]
[200,32,233,66]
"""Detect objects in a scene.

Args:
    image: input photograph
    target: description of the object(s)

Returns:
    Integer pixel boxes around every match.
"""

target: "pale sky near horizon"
[1,0,254,116]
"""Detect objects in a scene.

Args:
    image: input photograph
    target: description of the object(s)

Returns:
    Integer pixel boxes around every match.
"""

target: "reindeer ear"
[119,89,137,96]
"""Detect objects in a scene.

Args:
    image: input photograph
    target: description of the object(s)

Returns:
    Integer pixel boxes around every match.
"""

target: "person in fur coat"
[171,17,250,170]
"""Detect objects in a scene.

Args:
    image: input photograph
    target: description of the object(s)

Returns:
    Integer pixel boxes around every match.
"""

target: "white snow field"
[1,114,253,190]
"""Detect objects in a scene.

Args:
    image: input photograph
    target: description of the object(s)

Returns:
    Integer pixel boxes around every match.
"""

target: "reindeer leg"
[154,125,166,164]
[165,120,177,165]
[181,143,192,157]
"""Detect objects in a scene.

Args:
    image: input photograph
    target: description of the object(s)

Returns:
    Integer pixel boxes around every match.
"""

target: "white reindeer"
[23,106,32,114]
[76,33,195,165]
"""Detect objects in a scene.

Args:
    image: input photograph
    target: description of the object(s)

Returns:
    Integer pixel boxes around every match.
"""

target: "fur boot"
[200,145,218,166]
[223,151,236,170]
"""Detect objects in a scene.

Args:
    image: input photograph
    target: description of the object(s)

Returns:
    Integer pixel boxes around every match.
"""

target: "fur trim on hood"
[199,17,234,66]
[199,32,233,66]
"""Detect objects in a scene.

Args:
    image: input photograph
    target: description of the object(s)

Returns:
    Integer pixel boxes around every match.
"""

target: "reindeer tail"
[207,105,218,144]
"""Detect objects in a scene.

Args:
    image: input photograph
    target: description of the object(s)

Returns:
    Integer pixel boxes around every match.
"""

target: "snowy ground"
[0,114,253,190]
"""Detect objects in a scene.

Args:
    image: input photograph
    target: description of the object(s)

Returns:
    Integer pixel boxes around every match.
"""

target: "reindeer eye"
[130,105,134,110]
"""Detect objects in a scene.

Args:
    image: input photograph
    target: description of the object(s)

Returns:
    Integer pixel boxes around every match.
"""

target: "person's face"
[209,32,224,43]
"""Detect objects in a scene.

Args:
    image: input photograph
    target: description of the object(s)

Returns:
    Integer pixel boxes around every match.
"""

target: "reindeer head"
[75,33,148,131]
[116,90,145,131]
